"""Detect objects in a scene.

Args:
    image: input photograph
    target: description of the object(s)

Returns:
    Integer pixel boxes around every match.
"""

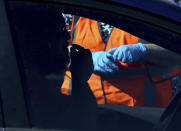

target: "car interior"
[0,0,181,131]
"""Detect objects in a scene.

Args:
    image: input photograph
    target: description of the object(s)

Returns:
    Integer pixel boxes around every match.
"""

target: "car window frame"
[7,0,181,54]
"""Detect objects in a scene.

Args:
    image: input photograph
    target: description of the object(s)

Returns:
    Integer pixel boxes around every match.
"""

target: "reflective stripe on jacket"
[61,16,180,107]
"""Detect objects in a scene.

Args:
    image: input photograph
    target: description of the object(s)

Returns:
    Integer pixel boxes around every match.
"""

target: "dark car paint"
[109,0,181,22]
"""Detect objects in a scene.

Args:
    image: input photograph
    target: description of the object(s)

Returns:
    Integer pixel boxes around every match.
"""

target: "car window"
[6,1,181,130]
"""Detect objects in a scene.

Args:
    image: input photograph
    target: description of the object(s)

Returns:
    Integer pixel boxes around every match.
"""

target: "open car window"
[3,0,181,131]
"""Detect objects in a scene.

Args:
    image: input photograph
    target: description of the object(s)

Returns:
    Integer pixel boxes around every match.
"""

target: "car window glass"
[7,2,74,129]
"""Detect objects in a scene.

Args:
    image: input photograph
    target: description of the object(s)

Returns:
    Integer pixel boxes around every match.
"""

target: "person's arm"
[144,43,181,67]
[92,42,181,76]
[68,44,96,105]
[65,44,97,130]
[107,42,181,67]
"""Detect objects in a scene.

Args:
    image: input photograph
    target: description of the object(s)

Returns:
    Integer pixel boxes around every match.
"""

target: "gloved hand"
[107,43,147,64]
[92,51,119,75]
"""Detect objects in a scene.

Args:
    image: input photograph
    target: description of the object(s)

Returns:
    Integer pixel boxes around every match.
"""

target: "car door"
[0,0,181,131]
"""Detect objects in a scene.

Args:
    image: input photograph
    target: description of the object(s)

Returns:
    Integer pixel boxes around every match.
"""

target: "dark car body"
[0,0,181,131]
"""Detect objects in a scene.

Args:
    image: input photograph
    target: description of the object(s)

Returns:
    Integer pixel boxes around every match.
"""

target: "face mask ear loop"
[67,45,72,70]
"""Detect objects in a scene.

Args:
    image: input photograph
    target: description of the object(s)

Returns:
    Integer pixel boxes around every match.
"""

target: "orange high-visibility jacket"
[61,16,179,107]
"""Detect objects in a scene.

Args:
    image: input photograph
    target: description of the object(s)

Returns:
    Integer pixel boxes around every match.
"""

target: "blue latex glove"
[92,51,119,75]
[107,43,147,64]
